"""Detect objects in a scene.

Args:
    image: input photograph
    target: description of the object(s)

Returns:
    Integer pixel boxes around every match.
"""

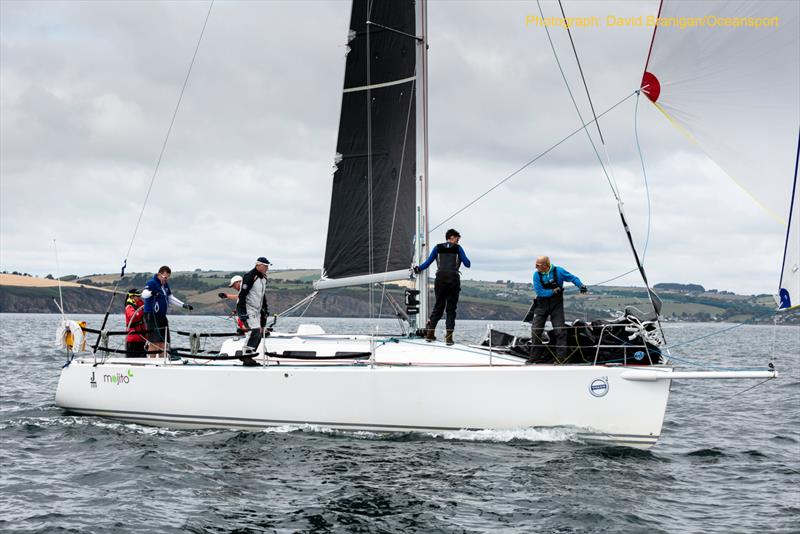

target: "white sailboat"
[55,0,797,448]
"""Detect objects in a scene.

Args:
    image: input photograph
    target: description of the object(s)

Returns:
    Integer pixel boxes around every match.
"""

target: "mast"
[414,0,430,328]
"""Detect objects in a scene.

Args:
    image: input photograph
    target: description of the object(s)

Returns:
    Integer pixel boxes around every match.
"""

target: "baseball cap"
[256,257,272,266]
[229,275,243,287]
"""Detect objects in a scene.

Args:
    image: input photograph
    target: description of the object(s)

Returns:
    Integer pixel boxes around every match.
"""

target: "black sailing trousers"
[429,277,461,330]
[531,293,566,359]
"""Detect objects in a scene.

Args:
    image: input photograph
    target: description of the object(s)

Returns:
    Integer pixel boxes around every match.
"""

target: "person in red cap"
[124,289,148,357]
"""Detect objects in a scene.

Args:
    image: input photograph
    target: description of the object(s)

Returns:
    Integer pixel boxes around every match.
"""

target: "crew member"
[124,288,147,357]
[237,257,270,361]
[218,275,243,301]
[530,256,587,362]
[141,265,193,356]
[219,275,246,331]
[414,229,471,345]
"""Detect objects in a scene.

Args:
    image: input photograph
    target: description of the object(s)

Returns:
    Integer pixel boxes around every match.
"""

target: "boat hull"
[55,359,670,448]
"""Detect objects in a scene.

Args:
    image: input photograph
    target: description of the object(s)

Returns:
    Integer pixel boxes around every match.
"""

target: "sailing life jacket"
[537,268,560,290]
[143,275,172,317]
[434,243,462,282]
[125,303,147,343]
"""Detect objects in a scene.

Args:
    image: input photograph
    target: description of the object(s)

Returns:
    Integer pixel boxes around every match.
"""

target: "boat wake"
[433,427,580,443]
[255,424,580,444]
[1,416,193,437]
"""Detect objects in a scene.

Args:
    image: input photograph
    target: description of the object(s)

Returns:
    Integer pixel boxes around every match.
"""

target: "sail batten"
[321,0,417,285]
[344,75,416,93]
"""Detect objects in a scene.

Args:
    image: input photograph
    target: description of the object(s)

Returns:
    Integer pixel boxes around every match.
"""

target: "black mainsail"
[319,0,417,287]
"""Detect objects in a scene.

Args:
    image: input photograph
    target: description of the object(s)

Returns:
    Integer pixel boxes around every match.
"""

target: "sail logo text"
[525,15,779,30]
[103,369,135,386]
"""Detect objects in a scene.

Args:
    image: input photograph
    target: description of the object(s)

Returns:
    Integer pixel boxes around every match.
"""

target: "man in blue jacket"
[530,256,587,362]
[141,265,192,355]
[414,229,471,345]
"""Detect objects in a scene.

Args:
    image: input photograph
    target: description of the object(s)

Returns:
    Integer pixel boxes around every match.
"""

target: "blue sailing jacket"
[143,274,172,317]
[532,266,582,298]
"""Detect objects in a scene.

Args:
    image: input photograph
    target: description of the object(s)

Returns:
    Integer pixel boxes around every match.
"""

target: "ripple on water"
[1,316,798,533]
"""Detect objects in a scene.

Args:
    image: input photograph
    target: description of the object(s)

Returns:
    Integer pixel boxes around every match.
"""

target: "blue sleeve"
[532,271,545,295]
[458,246,471,268]
[418,248,438,271]
[557,267,583,288]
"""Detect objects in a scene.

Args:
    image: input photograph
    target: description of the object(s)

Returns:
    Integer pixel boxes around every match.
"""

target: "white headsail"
[641,0,800,309]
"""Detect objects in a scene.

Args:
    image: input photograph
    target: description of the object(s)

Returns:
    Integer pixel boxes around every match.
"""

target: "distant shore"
[1,271,794,324]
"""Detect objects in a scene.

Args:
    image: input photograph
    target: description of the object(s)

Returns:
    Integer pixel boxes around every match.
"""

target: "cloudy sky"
[1,0,796,295]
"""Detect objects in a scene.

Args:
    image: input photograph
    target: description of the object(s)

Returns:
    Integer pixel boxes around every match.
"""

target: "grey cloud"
[0,0,791,297]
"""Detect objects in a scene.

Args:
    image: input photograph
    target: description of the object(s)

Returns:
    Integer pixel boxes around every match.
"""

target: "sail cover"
[321,0,417,282]
[641,0,800,309]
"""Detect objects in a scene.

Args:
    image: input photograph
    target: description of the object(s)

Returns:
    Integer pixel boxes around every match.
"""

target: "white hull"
[55,332,672,449]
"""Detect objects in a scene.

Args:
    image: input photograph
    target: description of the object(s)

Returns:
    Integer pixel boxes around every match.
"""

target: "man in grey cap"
[236,257,271,361]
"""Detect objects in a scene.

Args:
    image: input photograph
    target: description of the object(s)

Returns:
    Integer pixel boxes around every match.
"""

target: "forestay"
[320,0,417,287]
[641,0,800,309]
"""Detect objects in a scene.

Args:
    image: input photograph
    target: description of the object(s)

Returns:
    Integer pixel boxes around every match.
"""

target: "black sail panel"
[322,0,417,280]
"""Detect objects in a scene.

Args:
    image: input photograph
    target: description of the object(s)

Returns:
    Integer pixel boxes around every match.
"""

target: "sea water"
[1,314,798,532]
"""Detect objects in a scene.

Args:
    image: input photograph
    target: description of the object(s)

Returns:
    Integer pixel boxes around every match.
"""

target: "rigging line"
[557,0,604,145]
[725,377,774,399]
[546,2,658,323]
[590,268,638,287]
[664,322,749,351]
[778,128,799,300]
[536,0,616,200]
[378,77,417,319]
[298,291,317,319]
[431,90,637,232]
[278,291,318,318]
[91,1,213,357]
[633,92,653,261]
[125,0,214,264]
[52,239,65,321]
[366,3,375,319]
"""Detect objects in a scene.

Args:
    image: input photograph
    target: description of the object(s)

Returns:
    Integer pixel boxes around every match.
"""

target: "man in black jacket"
[414,229,471,345]
[237,257,270,362]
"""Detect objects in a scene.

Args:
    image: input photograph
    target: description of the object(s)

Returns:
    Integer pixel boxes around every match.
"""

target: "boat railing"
[591,323,657,366]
